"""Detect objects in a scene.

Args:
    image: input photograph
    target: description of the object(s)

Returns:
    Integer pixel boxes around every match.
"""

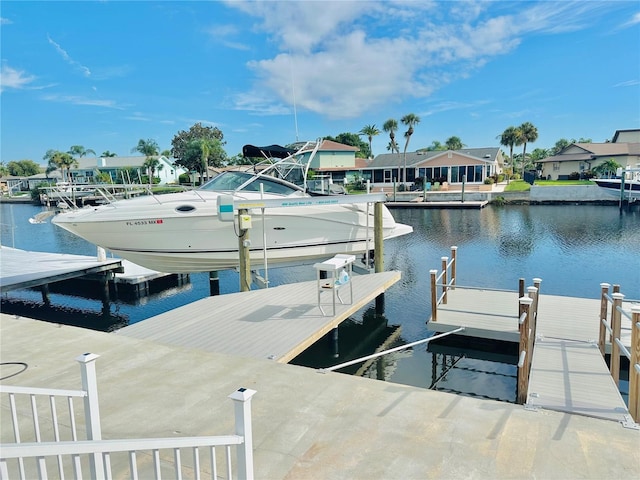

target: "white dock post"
[610,292,625,386]
[75,353,104,479]
[229,388,257,480]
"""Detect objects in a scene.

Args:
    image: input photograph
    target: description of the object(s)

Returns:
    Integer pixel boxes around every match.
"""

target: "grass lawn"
[504,179,595,192]
[534,180,594,186]
[504,180,531,192]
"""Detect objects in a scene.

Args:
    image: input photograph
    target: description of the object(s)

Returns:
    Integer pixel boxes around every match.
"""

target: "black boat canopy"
[242,144,296,159]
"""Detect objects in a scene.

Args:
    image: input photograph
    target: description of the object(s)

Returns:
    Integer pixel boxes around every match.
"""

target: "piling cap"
[519,296,534,305]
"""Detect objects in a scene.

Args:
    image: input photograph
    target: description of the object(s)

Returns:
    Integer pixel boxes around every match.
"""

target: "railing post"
[610,293,624,386]
[532,278,542,317]
[374,202,384,274]
[229,388,257,480]
[450,246,457,289]
[429,269,438,322]
[629,307,640,422]
[518,278,525,314]
[527,286,539,375]
[598,283,610,356]
[441,257,448,304]
[75,353,104,479]
[517,297,534,405]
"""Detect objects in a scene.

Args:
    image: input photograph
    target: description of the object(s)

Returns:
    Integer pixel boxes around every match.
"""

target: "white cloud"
[205,24,251,51]
[228,1,624,119]
[47,35,92,77]
[614,79,640,87]
[1,17,12,25]
[620,11,640,28]
[0,64,37,93]
[42,93,122,109]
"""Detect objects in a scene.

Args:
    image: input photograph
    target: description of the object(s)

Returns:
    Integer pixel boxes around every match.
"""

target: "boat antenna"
[290,51,299,142]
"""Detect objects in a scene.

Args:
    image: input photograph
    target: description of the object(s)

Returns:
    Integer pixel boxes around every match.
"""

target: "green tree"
[324,133,369,158]
[171,123,225,168]
[68,145,96,158]
[498,126,521,181]
[423,140,445,152]
[132,139,160,157]
[142,157,163,187]
[101,150,118,157]
[7,160,41,176]
[550,138,572,155]
[517,122,538,176]
[359,124,381,159]
[529,148,549,162]
[400,113,420,185]
[0,161,9,177]
[184,138,227,183]
[592,158,621,178]
[383,119,400,154]
[445,136,465,150]
[43,150,77,182]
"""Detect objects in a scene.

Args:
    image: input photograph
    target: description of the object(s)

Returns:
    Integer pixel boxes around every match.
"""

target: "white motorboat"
[593,166,640,201]
[52,140,413,273]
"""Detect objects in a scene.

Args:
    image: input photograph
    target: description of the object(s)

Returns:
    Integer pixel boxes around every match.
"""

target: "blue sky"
[1,1,639,166]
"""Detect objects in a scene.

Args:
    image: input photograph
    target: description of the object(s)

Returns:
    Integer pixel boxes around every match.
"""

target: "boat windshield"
[199,171,302,195]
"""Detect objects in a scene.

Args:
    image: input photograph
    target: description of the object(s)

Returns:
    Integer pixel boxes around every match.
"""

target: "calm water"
[2,202,639,402]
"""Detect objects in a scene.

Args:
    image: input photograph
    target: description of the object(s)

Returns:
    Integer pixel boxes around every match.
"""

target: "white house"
[70,155,187,185]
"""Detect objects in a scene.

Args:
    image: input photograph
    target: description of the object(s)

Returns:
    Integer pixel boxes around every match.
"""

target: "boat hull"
[52,191,412,273]
[593,178,640,198]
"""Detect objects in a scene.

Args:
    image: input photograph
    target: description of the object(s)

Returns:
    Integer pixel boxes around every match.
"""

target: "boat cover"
[242,144,296,159]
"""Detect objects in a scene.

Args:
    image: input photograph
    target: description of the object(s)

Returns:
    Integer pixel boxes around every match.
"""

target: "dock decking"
[118,271,401,363]
[427,287,634,422]
[0,246,123,293]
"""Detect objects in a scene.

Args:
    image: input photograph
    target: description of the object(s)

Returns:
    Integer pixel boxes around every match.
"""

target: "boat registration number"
[125,219,164,226]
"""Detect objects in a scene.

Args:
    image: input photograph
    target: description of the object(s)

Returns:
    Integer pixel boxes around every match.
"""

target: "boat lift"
[218,192,388,292]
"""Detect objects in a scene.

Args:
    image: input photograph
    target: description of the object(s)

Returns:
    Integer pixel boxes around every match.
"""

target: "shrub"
[484,177,495,184]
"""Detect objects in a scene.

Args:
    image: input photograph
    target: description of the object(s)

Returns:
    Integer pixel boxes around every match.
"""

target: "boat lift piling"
[223,193,389,294]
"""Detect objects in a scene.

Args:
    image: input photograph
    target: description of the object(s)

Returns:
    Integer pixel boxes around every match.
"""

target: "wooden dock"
[427,287,635,423]
[118,271,401,363]
[0,246,123,293]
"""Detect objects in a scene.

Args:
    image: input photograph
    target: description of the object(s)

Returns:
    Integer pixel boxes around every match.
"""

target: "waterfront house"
[69,155,187,185]
[538,129,640,180]
[357,148,504,189]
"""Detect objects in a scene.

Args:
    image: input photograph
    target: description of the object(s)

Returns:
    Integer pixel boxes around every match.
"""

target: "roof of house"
[612,129,640,143]
[539,142,640,163]
[319,139,359,152]
[367,147,501,169]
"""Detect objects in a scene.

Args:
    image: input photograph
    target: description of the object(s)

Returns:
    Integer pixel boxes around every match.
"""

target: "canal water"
[2,202,639,402]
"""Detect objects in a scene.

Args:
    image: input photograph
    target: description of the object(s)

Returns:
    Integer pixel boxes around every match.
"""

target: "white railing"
[598,283,640,423]
[0,354,256,480]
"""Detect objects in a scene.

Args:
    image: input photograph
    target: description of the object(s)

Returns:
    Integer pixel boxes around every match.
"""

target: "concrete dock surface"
[1,313,638,479]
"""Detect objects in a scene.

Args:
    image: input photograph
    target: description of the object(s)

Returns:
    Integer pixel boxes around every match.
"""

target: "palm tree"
[425,140,445,151]
[592,158,621,178]
[383,119,400,154]
[445,136,465,150]
[517,122,538,176]
[68,145,96,158]
[132,139,160,157]
[400,113,420,186]
[359,124,381,159]
[142,157,163,188]
[45,150,77,183]
[498,126,521,182]
[101,151,118,157]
